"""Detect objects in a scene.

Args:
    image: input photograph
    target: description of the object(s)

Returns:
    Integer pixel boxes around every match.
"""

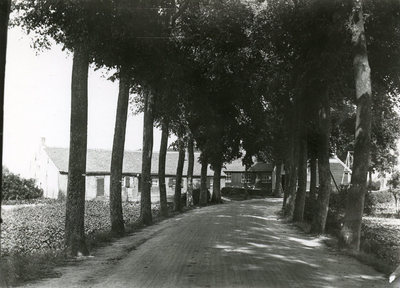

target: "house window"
[151,178,159,187]
[226,173,232,183]
[96,178,105,197]
[241,173,251,183]
[261,173,272,183]
[168,178,176,188]
[125,177,130,188]
[209,178,213,188]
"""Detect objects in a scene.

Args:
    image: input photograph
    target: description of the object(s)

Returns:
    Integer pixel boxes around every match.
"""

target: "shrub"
[367,180,381,191]
[221,187,242,196]
[221,186,271,197]
[0,200,155,256]
[388,170,400,190]
[2,172,43,201]
[369,190,393,204]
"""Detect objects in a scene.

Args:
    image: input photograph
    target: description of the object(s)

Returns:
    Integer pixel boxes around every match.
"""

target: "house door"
[97,178,105,197]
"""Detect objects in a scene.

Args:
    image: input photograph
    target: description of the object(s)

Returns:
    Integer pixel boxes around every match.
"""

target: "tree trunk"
[212,162,223,204]
[283,102,296,209]
[174,136,185,213]
[293,103,308,222]
[158,118,169,217]
[283,150,292,209]
[65,44,90,256]
[140,90,154,225]
[0,1,11,279]
[244,165,249,200]
[199,159,208,206]
[284,102,300,219]
[186,137,194,206]
[273,159,283,197]
[109,66,130,237]
[310,86,332,234]
[339,0,372,250]
[309,149,317,201]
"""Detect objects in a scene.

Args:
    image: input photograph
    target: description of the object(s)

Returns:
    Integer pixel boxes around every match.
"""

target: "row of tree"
[3,0,399,257]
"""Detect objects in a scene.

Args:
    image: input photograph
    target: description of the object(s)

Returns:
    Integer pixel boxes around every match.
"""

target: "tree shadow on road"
[208,199,388,288]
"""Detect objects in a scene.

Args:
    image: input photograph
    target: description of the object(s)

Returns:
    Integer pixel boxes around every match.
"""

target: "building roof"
[329,155,351,186]
[223,158,245,172]
[223,158,274,173]
[44,147,214,176]
[249,162,274,172]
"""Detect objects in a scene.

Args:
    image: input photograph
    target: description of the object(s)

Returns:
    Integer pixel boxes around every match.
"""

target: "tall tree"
[212,163,223,203]
[136,0,191,224]
[173,135,185,212]
[1,0,11,276]
[308,146,317,201]
[284,102,300,219]
[158,118,169,217]
[109,66,130,237]
[65,43,90,256]
[339,0,372,250]
[293,98,308,222]
[273,159,283,197]
[186,137,194,206]
[199,157,208,206]
[310,86,332,234]
[140,89,155,225]
[14,0,125,257]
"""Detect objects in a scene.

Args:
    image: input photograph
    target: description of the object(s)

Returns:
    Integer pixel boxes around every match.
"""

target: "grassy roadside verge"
[290,217,399,279]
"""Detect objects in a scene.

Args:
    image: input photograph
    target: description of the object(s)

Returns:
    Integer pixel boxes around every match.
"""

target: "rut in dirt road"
[87,198,387,288]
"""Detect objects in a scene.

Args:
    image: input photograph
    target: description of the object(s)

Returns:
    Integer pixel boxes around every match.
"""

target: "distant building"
[31,138,216,201]
[223,159,283,193]
[221,154,352,194]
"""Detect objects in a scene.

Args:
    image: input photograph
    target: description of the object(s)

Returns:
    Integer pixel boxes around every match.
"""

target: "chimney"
[40,137,46,147]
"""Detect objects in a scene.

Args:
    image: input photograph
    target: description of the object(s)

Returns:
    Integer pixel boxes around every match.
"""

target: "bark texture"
[283,149,291,209]
[158,119,169,217]
[212,162,223,204]
[65,44,90,256]
[174,136,185,213]
[273,160,283,198]
[293,118,308,221]
[109,66,130,237]
[339,0,372,250]
[284,102,300,219]
[310,87,331,234]
[199,160,208,206]
[0,0,11,271]
[186,138,194,206]
[140,90,154,225]
[309,150,317,201]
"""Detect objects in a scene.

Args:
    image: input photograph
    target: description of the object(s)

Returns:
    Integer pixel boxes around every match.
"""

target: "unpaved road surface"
[25,198,391,288]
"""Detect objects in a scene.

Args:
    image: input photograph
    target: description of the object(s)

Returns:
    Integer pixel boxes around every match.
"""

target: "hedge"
[221,186,272,197]
[1,200,160,256]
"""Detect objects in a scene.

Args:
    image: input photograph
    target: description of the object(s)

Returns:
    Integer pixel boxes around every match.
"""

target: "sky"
[3,27,171,178]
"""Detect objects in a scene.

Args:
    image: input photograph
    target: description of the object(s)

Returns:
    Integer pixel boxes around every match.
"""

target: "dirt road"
[25,198,390,288]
